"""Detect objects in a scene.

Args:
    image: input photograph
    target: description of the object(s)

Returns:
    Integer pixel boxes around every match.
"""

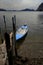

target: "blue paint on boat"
[16,34,23,40]
[21,25,27,29]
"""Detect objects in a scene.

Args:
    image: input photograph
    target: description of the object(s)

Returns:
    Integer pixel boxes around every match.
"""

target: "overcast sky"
[0,0,43,10]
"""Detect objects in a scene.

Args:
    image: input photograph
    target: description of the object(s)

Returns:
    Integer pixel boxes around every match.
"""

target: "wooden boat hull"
[16,25,28,41]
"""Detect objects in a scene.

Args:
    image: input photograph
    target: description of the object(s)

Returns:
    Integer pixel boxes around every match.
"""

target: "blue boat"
[16,25,28,41]
[10,25,28,41]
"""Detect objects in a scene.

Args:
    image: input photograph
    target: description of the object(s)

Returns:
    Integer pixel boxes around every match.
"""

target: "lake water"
[0,11,43,58]
[0,11,43,42]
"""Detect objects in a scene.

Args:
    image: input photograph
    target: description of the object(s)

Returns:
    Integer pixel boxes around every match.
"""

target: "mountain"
[0,8,34,11]
[37,3,43,11]
[0,8,6,11]
[20,8,34,11]
[7,8,34,11]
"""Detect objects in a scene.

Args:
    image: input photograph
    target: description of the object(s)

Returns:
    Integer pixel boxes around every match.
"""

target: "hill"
[37,3,43,11]
[20,8,34,11]
[0,8,6,11]
[0,8,34,11]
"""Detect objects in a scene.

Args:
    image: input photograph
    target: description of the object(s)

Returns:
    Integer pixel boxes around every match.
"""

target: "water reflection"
[38,14,43,24]
[16,33,28,49]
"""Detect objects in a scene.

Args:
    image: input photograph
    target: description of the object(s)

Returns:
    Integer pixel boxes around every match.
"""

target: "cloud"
[0,0,43,10]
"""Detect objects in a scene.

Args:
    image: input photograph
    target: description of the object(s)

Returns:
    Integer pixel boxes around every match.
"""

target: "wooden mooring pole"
[3,15,13,65]
[3,15,7,32]
[12,15,17,57]
[0,27,3,43]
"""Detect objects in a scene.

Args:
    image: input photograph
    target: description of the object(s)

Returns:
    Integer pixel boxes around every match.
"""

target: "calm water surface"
[0,11,43,58]
[0,11,43,42]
